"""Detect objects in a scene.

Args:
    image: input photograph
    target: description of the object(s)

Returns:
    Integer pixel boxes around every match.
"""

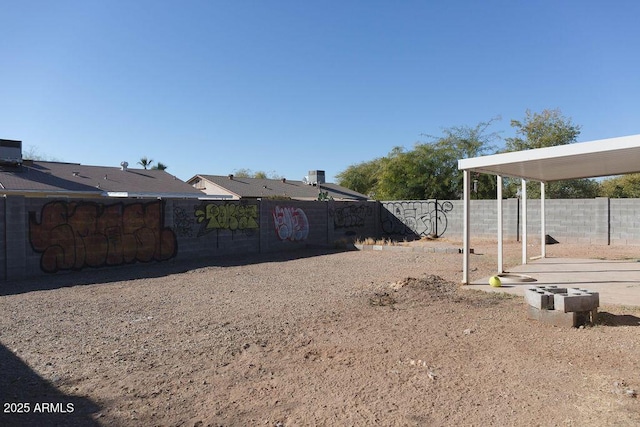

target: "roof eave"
[106,191,205,199]
[0,189,106,197]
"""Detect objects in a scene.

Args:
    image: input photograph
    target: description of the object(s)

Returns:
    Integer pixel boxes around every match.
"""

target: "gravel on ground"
[1,240,639,426]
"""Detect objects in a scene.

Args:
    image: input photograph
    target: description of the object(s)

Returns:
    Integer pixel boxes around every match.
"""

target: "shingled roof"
[0,161,205,198]
[188,174,369,201]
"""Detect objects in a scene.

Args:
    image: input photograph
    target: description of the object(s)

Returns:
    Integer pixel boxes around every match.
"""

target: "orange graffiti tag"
[29,201,177,273]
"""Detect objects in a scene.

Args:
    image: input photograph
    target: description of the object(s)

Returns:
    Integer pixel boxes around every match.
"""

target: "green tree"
[232,168,252,178]
[426,117,502,199]
[232,169,283,179]
[505,108,580,151]
[428,116,501,159]
[335,158,384,197]
[503,177,601,199]
[503,109,598,198]
[337,118,502,200]
[375,146,434,200]
[152,162,168,171]
[138,157,153,169]
[600,173,640,198]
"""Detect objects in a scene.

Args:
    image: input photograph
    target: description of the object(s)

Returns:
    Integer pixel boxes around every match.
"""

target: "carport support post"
[462,170,471,284]
[522,178,527,264]
[541,182,546,259]
[497,175,503,273]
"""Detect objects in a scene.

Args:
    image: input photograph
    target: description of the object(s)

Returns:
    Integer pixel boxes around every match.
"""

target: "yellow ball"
[489,276,502,287]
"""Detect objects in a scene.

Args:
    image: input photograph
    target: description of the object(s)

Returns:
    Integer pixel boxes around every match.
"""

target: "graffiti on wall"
[173,206,195,237]
[330,204,373,229]
[273,205,309,241]
[381,201,453,238]
[29,201,177,273]
[194,203,259,236]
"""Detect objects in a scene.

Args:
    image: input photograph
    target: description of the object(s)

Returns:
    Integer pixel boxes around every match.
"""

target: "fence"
[2,195,638,281]
[1,196,379,281]
[380,198,638,246]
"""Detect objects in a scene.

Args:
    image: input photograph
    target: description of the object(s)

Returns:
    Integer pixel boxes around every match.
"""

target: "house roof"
[458,134,640,182]
[189,175,370,200]
[0,161,205,198]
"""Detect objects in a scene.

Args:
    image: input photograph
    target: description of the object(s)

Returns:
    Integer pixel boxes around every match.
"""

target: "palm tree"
[138,157,153,169]
[152,162,168,171]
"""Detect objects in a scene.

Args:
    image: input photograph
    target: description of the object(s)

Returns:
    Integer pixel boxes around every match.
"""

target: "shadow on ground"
[1,247,352,297]
[598,312,640,327]
[0,343,101,426]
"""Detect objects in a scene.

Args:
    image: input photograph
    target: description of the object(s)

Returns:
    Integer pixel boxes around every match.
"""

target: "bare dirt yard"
[1,240,639,426]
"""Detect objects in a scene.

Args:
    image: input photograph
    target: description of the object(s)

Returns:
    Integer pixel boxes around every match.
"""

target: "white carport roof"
[457,133,640,284]
[458,134,640,182]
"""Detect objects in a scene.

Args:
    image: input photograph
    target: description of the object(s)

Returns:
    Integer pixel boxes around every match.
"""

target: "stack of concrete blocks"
[525,285,599,327]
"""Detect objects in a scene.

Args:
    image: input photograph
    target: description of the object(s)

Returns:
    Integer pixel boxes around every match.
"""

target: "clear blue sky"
[2,1,639,182]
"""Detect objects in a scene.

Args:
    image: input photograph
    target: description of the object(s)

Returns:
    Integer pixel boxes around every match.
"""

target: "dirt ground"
[1,240,639,426]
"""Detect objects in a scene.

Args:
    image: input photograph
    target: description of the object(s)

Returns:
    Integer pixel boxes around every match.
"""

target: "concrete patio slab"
[467,257,640,307]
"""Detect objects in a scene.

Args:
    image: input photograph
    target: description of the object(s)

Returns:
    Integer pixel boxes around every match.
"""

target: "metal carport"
[457,134,640,284]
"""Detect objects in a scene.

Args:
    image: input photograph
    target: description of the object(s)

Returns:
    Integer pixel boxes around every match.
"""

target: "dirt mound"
[390,274,457,297]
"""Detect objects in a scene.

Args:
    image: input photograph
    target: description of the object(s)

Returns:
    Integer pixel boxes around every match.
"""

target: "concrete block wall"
[503,199,520,240]
[610,199,639,245]
[168,199,261,260]
[380,200,457,239]
[23,197,46,277]
[0,197,5,281]
[380,199,529,241]
[381,197,639,246]
[467,200,499,239]
[2,196,380,281]
[4,194,640,282]
[543,198,610,245]
[260,199,329,253]
[21,198,186,281]
[8,197,28,279]
[328,200,380,243]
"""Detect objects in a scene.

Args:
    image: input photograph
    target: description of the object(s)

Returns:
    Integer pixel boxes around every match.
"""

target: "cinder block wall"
[610,198,640,245]
[380,197,638,246]
[168,199,261,259]
[5,195,640,282]
[260,199,329,252]
[543,198,610,245]
[379,200,458,239]
[327,200,379,244]
[379,199,524,241]
[0,197,5,281]
[3,196,380,281]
